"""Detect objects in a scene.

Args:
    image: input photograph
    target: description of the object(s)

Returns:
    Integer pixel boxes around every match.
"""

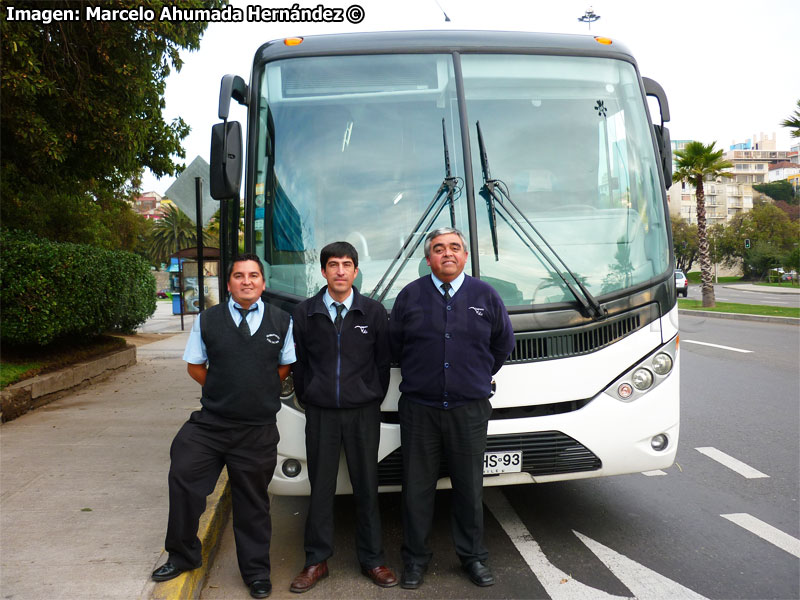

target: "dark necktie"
[334,303,345,332]
[236,306,257,335]
[441,282,452,302]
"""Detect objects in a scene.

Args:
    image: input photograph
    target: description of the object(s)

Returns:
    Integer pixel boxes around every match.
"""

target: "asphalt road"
[686,283,800,308]
[201,316,800,600]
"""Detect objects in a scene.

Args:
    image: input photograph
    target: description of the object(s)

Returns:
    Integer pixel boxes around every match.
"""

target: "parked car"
[156,289,170,299]
[781,272,797,282]
[674,270,688,297]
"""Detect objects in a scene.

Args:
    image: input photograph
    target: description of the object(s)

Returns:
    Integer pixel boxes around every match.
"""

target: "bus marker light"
[594,37,613,45]
[282,459,302,477]
[618,383,633,399]
[651,434,668,451]
[284,37,304,46]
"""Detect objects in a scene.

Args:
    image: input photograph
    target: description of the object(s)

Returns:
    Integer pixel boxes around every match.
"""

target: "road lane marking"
[642,470,667,476]
[695,447,769,478]
[573,531,708,600]
[721,513,800,558]
[682,340,752,353]
[483,488,626,599]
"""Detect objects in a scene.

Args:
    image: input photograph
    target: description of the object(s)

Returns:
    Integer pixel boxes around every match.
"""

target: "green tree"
[672,141,733,307]
[781,99,800,138]
[753,180,797,204]
[716,202,800,278]
[670,214,698,272]
[0,0,223,245]
[148,204,211,266]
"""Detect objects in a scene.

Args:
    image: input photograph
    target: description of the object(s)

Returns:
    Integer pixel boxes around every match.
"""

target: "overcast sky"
[141,0,800,194]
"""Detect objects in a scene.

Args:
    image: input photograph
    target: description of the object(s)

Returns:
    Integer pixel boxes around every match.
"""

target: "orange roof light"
[594,37,613,45]
[284,37,304,46]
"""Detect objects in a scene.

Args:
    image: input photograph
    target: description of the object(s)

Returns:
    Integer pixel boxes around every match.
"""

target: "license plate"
[483,451,522,475]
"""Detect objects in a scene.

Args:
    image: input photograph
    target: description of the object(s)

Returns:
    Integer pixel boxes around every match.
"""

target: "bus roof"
[254,29,636,65]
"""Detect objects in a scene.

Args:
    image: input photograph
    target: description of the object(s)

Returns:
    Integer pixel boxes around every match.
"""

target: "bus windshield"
[253,52,669,309]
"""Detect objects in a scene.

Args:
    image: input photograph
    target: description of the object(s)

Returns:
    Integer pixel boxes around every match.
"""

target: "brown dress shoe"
[361,565,398,588]
[290,561,328,593]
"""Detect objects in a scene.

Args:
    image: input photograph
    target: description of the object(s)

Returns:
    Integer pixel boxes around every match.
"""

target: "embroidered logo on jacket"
[265,333,281,344]
[354,325,369,334]
[468,306,485,316]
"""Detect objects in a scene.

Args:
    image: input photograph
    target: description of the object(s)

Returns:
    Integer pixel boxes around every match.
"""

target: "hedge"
[0,230,156,346]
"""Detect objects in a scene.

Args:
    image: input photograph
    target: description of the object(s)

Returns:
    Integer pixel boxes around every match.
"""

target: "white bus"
[209,30,679,495]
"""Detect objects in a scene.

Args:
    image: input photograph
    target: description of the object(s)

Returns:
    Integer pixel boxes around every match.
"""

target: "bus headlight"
[652,353,673,375]
[631,368,653,390]
[605,335,677,402]
[279,374,305,412]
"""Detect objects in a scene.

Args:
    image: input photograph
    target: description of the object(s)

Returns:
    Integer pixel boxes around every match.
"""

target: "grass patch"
[0,362,44,388]
[686,272,743,284]
[0,335,128,389]
[678,299,800,318]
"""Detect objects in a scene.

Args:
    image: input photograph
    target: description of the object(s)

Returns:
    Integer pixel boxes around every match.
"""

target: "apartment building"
[667,134,790,225]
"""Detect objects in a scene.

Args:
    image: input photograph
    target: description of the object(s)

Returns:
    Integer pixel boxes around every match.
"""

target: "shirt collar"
[230,297,263,313]
[323,287,354,311]
[430,271,466,295]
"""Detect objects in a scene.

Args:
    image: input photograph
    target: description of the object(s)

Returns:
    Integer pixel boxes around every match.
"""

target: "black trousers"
[303,402,385,569]
[399,397,491,568]
[165,409,279,584]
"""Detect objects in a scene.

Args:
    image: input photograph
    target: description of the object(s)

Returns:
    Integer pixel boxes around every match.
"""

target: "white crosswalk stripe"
[574,531,708,600]
[721,513,800,558]
[484,488,709,599]
[695,447,769,478]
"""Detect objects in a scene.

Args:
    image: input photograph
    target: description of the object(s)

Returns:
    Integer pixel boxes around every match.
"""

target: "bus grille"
[508,311,643,364]
[377,431,601,487]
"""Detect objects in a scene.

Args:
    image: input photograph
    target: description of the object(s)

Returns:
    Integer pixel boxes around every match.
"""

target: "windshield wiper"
[371,118,461,303]
[476,121,607,320]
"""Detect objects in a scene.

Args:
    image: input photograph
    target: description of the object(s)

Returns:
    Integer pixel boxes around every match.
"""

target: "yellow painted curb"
[151,469,232,600]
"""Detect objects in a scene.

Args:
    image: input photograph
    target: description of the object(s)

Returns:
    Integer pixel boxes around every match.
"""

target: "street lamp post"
[578,7,601,30]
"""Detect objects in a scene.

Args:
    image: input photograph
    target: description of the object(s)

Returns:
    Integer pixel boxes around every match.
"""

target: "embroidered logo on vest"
[468,306,485,316]
[354,325,369,334]
[265,333,281,344]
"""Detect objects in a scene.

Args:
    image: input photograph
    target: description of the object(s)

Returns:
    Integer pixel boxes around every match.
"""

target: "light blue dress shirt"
[183,297,296,365]
[430,271,465,297]
[322,288,354,322]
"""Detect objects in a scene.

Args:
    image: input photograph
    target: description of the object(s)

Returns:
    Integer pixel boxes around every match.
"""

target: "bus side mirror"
[210,121,242,200]
[642,77,672,190]
[653,123,672,189]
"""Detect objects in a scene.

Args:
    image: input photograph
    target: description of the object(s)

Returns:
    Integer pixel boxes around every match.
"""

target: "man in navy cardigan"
[389,227,514,590]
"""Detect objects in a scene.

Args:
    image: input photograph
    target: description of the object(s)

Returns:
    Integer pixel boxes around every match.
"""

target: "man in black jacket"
[289,241,397,593]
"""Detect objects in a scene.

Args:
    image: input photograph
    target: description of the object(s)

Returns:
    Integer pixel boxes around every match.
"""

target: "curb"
[678,309,800,326]
[0,345,137,423]
[148,469,232,600]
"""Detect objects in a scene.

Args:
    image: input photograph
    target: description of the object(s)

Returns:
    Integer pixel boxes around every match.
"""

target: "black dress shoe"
[151,562,187,582]
[249,579,272,598]
[400,564,426,589]
[464,561,495,587]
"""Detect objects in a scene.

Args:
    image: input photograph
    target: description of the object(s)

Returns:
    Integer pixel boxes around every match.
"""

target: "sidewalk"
[0,304,212,599]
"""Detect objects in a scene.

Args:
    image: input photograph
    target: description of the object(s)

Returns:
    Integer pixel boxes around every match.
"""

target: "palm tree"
[672,141,733,307]
[148,203,210,266]
[781,99,800,138]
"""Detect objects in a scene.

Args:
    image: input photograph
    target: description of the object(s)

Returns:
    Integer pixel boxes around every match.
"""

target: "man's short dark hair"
[227,253,264,281]
[320,241,358,270]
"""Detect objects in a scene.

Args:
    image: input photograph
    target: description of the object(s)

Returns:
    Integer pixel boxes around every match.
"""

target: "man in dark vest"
[289,241,397,593]
[389,227,515,590]
[152,254,295,599]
